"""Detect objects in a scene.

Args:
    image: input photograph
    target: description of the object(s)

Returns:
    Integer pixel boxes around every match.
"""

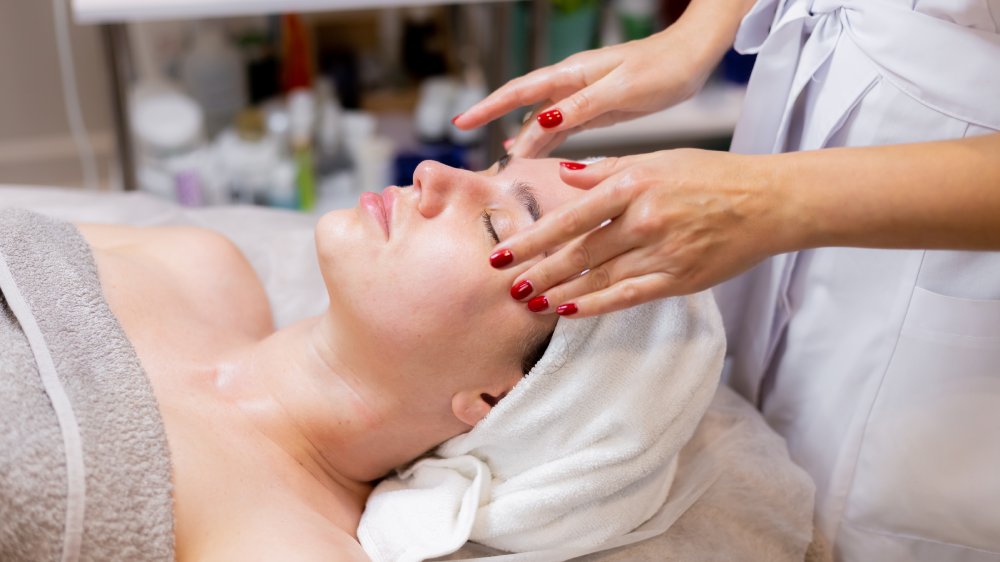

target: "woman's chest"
[88,243,271,377]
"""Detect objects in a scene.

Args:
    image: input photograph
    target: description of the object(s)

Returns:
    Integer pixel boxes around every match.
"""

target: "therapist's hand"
[453,22,722,158]
[493,149,795,317]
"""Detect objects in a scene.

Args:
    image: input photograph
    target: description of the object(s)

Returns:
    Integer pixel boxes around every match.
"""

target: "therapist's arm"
[491,133,1000,317]
[777,133,1000,251]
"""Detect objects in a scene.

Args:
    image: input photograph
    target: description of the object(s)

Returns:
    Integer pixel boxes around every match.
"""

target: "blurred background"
[0,0,754,213]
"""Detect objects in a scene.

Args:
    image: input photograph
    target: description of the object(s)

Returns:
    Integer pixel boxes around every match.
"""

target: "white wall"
[0,0,116,189]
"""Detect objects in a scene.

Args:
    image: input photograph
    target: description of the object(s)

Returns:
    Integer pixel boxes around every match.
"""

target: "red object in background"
[282,14,313,92]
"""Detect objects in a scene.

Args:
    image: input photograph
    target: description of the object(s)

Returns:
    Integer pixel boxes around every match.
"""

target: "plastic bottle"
[316,78,343,175]
[129,22,213,204]
[180,25,248,138]
[617,0,659,40]
[288,89,317,211]
[215,108,284,204]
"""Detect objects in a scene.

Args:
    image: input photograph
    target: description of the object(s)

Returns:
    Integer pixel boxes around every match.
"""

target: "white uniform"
[717,0,1000,560]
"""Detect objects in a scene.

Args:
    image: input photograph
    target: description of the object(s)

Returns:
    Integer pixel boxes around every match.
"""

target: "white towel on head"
[358,291,725,562]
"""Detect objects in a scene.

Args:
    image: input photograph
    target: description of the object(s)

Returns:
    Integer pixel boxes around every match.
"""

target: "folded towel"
[358,291,725,562]
[0,208,174,561]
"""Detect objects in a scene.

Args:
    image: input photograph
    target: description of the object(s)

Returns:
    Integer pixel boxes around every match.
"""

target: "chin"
[314,210,360,280]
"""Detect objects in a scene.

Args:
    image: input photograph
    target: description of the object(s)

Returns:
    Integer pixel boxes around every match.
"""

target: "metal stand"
[100,23,136,191]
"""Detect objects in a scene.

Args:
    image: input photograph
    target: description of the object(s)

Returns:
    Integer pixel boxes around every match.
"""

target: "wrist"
[749,152,816,255]
[673,0,750,69]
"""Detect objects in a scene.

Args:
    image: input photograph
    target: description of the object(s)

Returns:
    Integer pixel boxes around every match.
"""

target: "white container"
[180,26,248,137]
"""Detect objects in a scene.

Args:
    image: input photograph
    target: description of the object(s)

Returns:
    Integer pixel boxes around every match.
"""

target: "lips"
[380,187,396,235]
[359,192,389,239]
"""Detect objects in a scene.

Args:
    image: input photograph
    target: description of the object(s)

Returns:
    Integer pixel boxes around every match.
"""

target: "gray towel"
[0,208,174,561]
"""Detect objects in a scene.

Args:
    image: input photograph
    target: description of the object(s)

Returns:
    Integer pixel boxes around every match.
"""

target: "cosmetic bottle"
[180,25,248,138]
[415,77,459,143]
[316,78,344,177]
[215,108,284,204]
[288,89,317,211]
[616,0,659,40]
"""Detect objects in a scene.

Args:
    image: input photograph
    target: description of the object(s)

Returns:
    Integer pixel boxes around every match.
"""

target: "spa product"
[288,89,317,210]
[180,25,248,137]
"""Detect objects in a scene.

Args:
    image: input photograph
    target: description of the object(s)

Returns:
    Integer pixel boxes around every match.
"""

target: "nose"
[413,160,479,218]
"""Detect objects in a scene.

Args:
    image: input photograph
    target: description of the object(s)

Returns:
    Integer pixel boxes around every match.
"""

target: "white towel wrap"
[359,291,726,562]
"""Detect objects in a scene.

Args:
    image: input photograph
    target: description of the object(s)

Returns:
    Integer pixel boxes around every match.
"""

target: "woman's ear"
[451,380,516,427]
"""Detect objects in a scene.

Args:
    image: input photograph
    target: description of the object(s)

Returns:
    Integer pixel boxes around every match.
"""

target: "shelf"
[73,0,512,24]
[559,82,746,152]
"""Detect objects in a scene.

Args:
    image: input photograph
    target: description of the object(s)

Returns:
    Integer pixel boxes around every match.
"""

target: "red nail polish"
[510,280,533,300]
[556,303,578,316]
[527,295,549,312]
[490,248,514,268]
[559,161,586,170]
[537,109,563,129]
[451,113,462,125]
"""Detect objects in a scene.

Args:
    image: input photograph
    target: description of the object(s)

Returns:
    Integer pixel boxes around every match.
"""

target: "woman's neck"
[211,314,459,499]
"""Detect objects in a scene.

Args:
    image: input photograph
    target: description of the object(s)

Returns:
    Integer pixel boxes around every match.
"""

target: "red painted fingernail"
[490,248,514,268]
[556,303,578,316]
[527,295,549,312]
[451,113,462,125]
[510,280,533,300]
[537,109,563,129]
[559,161,586,170]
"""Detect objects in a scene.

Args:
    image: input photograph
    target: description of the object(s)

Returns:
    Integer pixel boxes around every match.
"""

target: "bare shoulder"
[77,223,274,336]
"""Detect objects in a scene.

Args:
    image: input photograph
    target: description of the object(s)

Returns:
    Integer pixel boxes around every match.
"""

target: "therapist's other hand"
[494,150,794,317]
[453,24,718,158]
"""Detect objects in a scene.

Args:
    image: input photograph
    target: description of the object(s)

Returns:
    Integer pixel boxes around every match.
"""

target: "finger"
[508,124,554,159]
[510,217,633,302]
[490,175,633,269]
[507,106,567,158]
[554,272,677,318]
[455,64,587,130]
[558,153,656,189]
[531,79,623,135]
[524,129,570,159]
[509,80,626,156]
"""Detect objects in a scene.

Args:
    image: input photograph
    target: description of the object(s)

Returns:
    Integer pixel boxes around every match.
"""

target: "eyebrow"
[513,181,542,222]
[495,154,541,222]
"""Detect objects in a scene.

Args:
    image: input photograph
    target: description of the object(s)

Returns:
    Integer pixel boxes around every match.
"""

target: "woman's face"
[314,157,584,415]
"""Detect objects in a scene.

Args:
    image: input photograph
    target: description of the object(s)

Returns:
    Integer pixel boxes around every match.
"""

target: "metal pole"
[100,23,136,191]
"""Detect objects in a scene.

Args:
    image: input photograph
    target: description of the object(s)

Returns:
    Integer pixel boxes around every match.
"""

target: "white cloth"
[717,0,1000,560]
[358,292,725,562]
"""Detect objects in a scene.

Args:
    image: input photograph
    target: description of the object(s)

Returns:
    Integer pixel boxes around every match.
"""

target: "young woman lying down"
[0,157,723,561]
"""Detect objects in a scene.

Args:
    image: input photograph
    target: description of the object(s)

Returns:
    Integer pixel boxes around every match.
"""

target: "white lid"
[288,88,317,145]
[131,84,205,152]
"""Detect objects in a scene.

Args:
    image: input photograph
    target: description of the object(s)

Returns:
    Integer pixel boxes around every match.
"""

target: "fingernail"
[451,113,462,125]
[556,303,578,316]
[503,137,515,150]
[510,279,533,300]
[527,295,549,312]
[537,109,563,129]
[490,248,514,268]
[559,161,586,171]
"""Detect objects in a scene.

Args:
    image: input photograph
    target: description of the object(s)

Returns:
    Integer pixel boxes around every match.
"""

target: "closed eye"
[481,211,500,243]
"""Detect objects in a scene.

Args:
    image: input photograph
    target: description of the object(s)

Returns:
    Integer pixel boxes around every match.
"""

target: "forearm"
[666,0,757,82]
[769,133,1000,252]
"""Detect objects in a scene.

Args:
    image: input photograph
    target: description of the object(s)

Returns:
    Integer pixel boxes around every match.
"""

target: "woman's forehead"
[482,157,584,212]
